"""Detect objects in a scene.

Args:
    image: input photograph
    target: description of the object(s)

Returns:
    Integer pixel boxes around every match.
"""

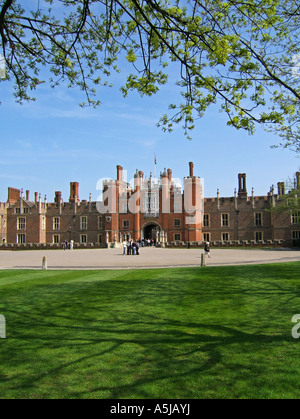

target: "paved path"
[0,247,299,270]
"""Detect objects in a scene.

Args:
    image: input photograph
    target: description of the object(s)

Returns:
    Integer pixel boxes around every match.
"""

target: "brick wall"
[2,165,300,246]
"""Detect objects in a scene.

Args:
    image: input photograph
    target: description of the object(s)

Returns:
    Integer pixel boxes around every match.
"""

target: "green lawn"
[0,263,300,399]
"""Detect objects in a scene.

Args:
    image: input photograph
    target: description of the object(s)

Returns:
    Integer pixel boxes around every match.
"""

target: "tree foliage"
[1,0,300,147]
[270,172,300,214]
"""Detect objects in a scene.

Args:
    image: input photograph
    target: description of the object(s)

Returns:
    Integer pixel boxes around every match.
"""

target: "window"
[98,234,103,244]
[174,190,182,213]
[53,217,60,231]
[15,208,21,214]
[174,219,181,227]
[221,213,229,227]
[121,203,128,213]
[17,217,26,230]
[123,220,130,228]
[143,196,150,213]
[174,234,181,241]
[42,217,46,231]
[222,233,229,241]
[23,207,29,214]
[80,234,87,244]
[255,232,263,242]
[203,233,211,242]
[17,234,26,244]
[255,213,263,227]
[53,235,60,244]
[119,192,128,214]
[143,192,159,214]
[292,231,300,240]
[80,216,87,230]
[291,211,300,225]
[203,214,210,227]
[98,216,103,230]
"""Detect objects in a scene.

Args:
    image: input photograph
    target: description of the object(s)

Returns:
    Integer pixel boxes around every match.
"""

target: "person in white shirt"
[122,240,127,255]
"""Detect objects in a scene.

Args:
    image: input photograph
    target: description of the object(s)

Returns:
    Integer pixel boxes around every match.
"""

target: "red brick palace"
[0,162,299,248]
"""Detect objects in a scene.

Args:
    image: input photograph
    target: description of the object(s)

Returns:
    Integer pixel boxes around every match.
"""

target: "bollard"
[42,256,47,270]
[0,314,6,339]
[201,253,206,267]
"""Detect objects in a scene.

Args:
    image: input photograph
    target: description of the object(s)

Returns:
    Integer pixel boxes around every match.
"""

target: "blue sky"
[0,53,299,204]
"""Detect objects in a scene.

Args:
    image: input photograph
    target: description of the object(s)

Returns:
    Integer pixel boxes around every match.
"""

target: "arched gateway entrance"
[142,222,161,241]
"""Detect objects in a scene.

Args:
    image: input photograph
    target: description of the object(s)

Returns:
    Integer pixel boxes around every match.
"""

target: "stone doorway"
[143,223,161,241]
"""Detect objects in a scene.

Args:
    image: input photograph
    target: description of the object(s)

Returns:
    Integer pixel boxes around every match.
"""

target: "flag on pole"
[153,154,157,181]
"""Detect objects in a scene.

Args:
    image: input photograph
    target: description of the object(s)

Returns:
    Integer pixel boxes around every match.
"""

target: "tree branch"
[0,0,13,44]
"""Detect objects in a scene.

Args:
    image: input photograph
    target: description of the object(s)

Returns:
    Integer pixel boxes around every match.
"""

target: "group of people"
[122,238,158,255]
[123,240,140,255]
[63,240,74,250]
[62,238,211,258]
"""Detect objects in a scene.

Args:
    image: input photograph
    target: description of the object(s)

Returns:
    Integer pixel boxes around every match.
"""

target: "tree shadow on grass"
[0,268,300,398]
[0,305,295,399]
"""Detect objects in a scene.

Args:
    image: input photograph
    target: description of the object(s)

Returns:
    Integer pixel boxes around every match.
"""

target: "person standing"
[122,240,127,255]
[204,242,211,258]
[132,241,136,255]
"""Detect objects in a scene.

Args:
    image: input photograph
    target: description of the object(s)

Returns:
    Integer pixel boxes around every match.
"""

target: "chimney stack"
[117,165,123,182]
[238,173,247,198]
[189,162,194,177]
[55,191,62,205]
[69,182,79,203]
[7,187,20,204]
[296,172,300,189]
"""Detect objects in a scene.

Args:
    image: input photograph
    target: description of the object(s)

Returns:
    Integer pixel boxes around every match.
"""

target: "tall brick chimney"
[7,187,20,204]
[55,191,62,205]
[69,182,79,203]
[296,172,300,189]
[117,165,123,182]
[189,162,194,178]
[238,174,247,198]
[26,190,30,201]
